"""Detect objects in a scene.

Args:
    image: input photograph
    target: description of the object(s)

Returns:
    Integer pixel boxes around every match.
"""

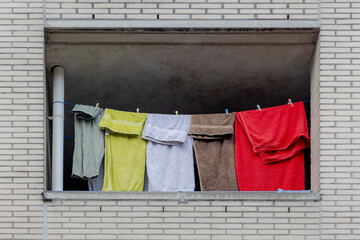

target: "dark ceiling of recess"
[46,30,317,114]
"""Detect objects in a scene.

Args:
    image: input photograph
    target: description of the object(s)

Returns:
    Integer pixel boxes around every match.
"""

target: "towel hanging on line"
[142,114,195,192]
[235,101,310,191]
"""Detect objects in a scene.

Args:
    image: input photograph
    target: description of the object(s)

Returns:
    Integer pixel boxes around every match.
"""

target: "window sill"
[43,191,321,202]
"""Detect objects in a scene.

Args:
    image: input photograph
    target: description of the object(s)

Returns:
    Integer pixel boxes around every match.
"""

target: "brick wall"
[0,0,45,239]
[4,0,360,239]
[319,0,360,239]
[45,0,319,20]
[46,199,319,240]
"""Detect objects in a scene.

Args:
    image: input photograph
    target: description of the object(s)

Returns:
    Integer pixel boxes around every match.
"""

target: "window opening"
[45,30,317,192]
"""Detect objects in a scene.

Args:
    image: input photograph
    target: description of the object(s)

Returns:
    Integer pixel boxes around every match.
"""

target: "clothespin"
[175,111,178,116]
[136,108,139,113]
[225,109,229,114]
[288,99,293,107]
[95,103,99,108]
[257,105,262,111]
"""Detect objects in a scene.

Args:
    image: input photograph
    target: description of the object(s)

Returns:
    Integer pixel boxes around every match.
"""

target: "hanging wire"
[52,101,76,106]
[50,135,75,139]
[64,157,73,162]
[52,101,75,114]
[53,99,312,109]
[52,99,311,141]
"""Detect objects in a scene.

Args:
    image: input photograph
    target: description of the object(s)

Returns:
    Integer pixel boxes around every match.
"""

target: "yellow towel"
[99,109,148,191]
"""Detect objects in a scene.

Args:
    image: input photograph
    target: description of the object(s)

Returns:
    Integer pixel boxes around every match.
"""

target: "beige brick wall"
[3,0,360,239]
[319,0,360,239]
[45,0,319,20]
[0,0,45,239]
[46,200,320,240]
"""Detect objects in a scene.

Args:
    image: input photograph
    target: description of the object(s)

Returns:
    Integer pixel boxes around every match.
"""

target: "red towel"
[235,102,310,191]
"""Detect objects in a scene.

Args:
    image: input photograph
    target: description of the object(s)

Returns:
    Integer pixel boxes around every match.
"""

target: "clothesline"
[53,101,76,106]
[50,134,75,139]
[51,100,311,140]
[53,99,312,115]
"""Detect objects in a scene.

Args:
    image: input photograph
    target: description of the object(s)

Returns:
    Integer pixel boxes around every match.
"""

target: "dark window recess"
[304,100,311,190]
[63,119,88,190]
[46,31,317,191]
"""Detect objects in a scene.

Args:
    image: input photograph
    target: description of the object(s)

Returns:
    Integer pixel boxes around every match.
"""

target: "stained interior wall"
[45,30,317,190]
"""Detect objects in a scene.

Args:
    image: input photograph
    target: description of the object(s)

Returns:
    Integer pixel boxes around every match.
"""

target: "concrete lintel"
[43,191,320,201]
[45,20,320,31]
[47,32,317,45]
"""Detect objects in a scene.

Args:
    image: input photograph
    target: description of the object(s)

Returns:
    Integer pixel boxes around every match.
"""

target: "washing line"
[53,99,312,113]
[50,99,312,139]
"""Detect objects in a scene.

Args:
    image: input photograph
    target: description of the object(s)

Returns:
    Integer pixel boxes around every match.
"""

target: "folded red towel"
[235,102,310,191]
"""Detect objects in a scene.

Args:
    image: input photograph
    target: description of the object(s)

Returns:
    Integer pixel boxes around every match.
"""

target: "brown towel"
[189,113,238,191]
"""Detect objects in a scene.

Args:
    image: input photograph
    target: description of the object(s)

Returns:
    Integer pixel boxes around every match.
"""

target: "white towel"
[142,114,195,192]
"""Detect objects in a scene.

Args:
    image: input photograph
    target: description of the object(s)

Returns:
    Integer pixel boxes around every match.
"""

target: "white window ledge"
[43,191,321,202]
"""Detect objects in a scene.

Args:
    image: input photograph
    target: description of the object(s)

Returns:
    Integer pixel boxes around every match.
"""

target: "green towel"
[72,104,104,180]
[99,109,148,191]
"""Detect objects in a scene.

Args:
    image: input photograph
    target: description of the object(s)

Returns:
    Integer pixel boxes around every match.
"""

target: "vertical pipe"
[52,66,64,191]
